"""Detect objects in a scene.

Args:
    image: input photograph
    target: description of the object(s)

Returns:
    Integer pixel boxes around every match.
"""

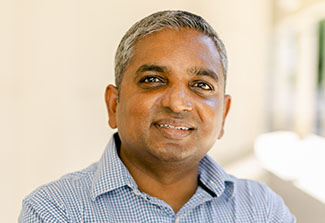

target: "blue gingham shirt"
[20,133,295,222]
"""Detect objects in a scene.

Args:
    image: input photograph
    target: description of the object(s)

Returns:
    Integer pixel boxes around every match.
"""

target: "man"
[20,10,295,222]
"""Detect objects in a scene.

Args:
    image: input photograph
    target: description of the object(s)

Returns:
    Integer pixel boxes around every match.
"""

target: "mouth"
[153,119,196,139]
[157,124,194,131]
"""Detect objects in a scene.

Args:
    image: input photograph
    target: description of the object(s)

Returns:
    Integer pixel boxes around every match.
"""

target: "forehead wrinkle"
[188,66,219,82]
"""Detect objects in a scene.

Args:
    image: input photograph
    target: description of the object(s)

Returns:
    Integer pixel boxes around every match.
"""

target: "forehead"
[128,28,223,76]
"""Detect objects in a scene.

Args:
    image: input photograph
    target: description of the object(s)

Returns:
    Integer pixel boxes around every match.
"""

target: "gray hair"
[114,10,228,92]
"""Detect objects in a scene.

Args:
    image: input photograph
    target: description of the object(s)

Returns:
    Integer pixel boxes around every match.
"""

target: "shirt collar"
[90,133,137,201]
[90,133,236,201]
[198,155,236,200]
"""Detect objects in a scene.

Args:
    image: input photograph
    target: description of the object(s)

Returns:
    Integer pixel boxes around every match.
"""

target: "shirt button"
[133,189,141,196]
[175,217,180,223]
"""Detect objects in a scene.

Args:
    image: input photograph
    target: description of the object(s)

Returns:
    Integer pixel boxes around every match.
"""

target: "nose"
[161,83,193,113]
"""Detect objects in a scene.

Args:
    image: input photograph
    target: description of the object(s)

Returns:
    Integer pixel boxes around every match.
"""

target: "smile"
[158,124,191,131]
[153,119,196,140]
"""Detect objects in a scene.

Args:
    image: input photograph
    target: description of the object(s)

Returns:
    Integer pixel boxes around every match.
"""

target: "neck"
[120,148,200,213]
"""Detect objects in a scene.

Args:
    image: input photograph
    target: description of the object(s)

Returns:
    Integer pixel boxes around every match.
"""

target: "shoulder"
[19,163,98,222]
[199,156,295,222]
[230,177,296,222]
[232,177,272,199]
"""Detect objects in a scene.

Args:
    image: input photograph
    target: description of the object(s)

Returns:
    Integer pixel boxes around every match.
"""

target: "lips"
[153,118,195,139]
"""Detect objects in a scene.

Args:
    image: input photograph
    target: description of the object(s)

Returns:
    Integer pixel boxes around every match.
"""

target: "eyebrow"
[135,64,168,78]
[188,67,219,82]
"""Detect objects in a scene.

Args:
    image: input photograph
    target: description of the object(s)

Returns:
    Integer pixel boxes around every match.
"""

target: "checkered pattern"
[19,134,296,222]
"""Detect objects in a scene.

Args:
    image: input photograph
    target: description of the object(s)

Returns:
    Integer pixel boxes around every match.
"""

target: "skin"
[105,28,231,213]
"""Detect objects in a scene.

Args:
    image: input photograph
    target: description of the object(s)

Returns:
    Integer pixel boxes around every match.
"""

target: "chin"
[149,144,199,162]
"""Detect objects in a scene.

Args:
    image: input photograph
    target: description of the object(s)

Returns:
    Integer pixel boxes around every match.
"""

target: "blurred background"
[1,0,324,222]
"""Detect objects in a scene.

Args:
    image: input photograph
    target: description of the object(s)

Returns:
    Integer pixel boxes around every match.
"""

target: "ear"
[105,84,118,129]
[218,94,231,139]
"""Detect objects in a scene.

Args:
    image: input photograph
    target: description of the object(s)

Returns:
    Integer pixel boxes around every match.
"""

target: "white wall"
[0,0,272,221]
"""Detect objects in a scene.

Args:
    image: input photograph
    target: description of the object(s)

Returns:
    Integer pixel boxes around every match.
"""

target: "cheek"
[198,98,223,130]
[201,97,222,116]
[204,97,220,109]
[117,94,158,126]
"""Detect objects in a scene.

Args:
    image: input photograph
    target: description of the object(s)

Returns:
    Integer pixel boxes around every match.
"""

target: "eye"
[140,76,162,83]
[192,81,214,91]
[138,75,167,89]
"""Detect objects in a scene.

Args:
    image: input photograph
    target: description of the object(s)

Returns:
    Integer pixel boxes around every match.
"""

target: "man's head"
[114,10,228,96]
[105,10,231,165]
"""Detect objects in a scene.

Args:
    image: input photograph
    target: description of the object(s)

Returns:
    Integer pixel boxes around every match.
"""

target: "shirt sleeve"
[19,201,45,223]
[19,187,68,223]
[265,185,296,223]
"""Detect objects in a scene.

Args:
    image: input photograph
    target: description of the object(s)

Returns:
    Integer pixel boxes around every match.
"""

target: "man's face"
[106,28,231,164]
